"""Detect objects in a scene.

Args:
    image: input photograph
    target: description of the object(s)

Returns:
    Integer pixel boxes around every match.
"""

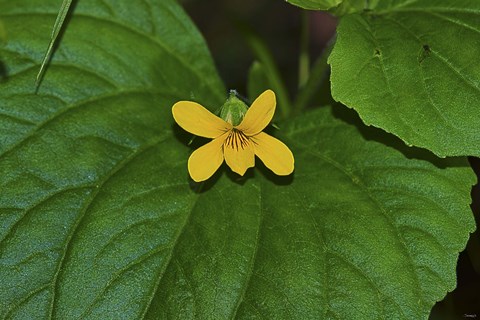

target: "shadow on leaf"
[0,60,7,82]
[255,160,294,186]
[331,103,469,169]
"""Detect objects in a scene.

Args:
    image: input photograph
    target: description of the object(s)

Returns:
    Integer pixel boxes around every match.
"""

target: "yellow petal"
[251,132,294,175]
[224,130,255,176]
[188,133,228,182]
[236,90,276,136]
[173,101,232,138]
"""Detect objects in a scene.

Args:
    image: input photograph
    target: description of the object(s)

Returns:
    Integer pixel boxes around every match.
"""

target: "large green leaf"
[285,0,343,11]
[0,0,475,319]
[0,20,5,42]
[329,0,480,157]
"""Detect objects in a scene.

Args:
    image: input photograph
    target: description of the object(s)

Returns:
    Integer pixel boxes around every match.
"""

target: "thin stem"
[36,0,74,90]
[298,11,310,88]
[240,25,292,119]
[293,39,334,113]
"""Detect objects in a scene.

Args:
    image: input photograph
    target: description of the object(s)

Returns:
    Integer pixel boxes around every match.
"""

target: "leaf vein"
[0,186,93,247]
[230,181,263,319]
[48,135,170,319]
[0,90,165,162]
[141,188,202,318]
[3,283,50,319]
[0,11,224,103]
[286,138,424,312]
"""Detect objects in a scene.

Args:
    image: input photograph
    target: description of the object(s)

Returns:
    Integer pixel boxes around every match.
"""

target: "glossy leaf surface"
[329,0,480,156]
[0,0,475,319]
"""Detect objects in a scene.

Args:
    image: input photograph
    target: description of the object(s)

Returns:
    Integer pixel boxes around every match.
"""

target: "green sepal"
[219,90,248,126]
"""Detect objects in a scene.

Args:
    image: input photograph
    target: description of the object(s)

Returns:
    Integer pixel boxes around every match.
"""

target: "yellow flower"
[172,90,294,182]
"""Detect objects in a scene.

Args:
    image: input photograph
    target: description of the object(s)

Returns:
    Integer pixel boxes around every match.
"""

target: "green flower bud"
[219,90,248,126]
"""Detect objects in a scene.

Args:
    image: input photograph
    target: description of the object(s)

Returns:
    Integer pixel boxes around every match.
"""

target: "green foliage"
[329,0,480,157]
[0,20,5,42]
[330,0,381,15]
[242,29,292,118]
[0,0,477,319]
[286,0,343,10]
[247,61,269,102]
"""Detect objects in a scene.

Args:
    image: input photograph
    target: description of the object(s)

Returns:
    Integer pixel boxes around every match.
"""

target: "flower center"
[225,129,249,150]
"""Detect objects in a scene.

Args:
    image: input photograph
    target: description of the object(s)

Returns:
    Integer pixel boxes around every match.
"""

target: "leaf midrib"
[285,136,422,317]
[230,181,263,320]
[0,89,179,161]
[48,134,171,319]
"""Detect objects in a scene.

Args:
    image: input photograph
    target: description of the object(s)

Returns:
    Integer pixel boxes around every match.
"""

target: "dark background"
[181,0,480,318]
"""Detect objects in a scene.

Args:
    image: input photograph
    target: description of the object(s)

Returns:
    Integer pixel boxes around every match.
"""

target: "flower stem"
[240,25,292,119]
[298,11,310,89]
[294,38,334,114]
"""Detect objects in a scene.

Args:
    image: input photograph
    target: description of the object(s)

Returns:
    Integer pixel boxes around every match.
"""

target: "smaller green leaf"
[329,0,480,157]
[241,26,292,118]
[294,45,333,114]
[330,0,380,15]
[247,61,269,102]
[286,0,343,10]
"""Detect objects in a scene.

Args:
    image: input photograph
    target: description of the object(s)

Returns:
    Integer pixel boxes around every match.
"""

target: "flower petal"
[224,131,255,176]
[236,89,276,136]
[188,133,228,182]
[173,101,232,138]
[252,132,294,175]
